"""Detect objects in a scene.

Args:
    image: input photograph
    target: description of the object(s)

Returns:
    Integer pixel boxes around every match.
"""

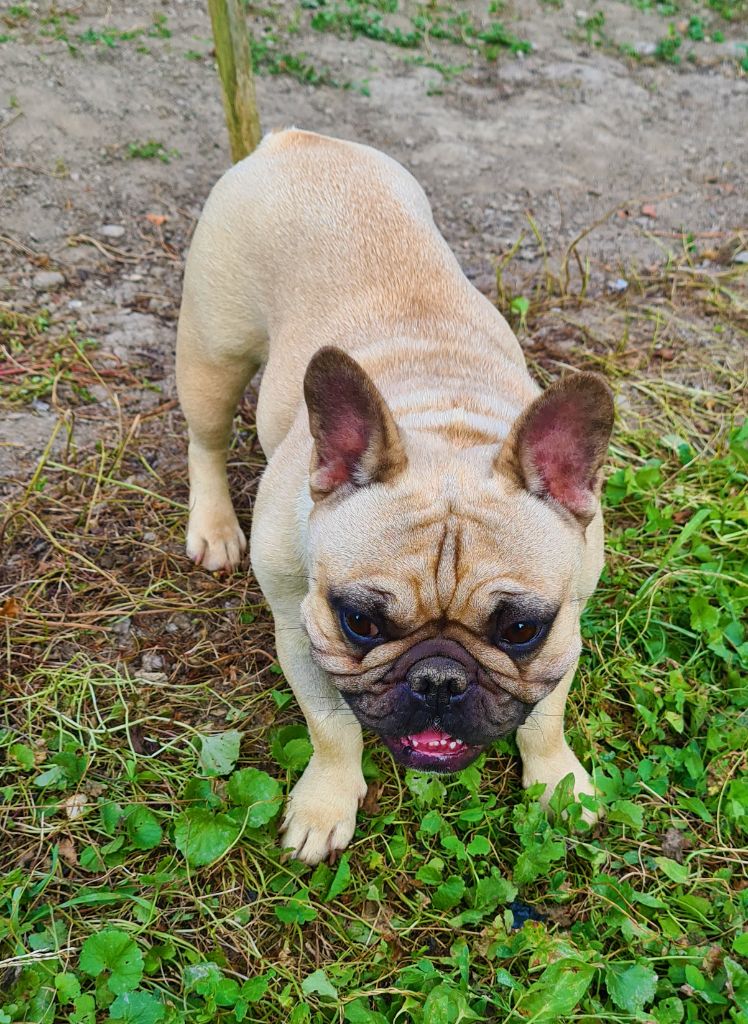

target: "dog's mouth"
[382,726,484,773]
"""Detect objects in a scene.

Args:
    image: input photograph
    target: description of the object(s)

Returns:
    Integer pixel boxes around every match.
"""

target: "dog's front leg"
[516,664,597,823]
[270,595,367,865]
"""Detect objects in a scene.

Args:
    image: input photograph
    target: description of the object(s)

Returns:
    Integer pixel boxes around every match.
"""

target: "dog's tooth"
[440,739,447,747]
[449,741,457,749]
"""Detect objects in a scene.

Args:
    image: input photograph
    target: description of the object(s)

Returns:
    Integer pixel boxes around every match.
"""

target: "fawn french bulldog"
[176,129,614,864]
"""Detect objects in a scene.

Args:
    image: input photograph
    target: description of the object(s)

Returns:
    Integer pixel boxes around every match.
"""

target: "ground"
[0,2,746,1023]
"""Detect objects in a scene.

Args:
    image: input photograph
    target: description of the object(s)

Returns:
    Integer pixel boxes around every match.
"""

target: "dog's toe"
[186,516,247,571]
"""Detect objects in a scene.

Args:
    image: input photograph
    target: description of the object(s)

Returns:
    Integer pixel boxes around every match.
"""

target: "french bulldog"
[176,129,614,865]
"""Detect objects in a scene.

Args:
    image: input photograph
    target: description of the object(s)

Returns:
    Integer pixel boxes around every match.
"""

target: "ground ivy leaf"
[55,971,81,1003]
[734,932,748,956]
[606,962,658,1013]
[125,807,163,850]
[466,834,491,856]
[275,889,318,925]
[197,729,242,776]
[518,960,595,1021]
[226,767,282,825]
[325,852,351,901]
[473,869,517,914]
[109,990,166,1024]
[724,957,748,1013]
[79,929,144,994]
[422,983,480,1024]
[10,742,35,770]
[70,993,97,1024]
[432,875,465,911]
[301,968,338,1001]
[173,808,241,867]
[607,799,644,831]
[654,856,690,885]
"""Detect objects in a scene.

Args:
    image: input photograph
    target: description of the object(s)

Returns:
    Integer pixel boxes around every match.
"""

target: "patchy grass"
[1,236,747,1024]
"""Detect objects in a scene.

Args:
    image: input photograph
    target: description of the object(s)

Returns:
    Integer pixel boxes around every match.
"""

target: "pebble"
[607,277,629,293]
[141,651,165,672]
[733,251,748,265]
[32,270,65,290]
[100,224,125,239]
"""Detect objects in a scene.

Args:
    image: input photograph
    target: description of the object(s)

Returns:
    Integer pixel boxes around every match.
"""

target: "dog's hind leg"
[516,665,598,824]
[176,292,260,571]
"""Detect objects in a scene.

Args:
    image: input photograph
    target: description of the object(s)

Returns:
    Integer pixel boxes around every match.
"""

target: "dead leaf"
[361,782,382,817]
[0,597,21,619]
[145,213,167,226]
[653,347,675,361]
[673,509,694,525]
[703,945,724,977]
[641,204,658,219]
[58,837,78,867]
[62,794,87,820]
[661,827,692,863]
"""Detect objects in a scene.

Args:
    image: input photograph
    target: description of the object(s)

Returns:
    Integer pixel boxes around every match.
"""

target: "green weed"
[127,140,180,163]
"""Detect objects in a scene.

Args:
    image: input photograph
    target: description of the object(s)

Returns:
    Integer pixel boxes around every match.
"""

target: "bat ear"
[304,347,407,501]
[496,372,614,526]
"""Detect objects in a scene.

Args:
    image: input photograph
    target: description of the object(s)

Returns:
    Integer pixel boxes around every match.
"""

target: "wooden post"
[207,0,261,163]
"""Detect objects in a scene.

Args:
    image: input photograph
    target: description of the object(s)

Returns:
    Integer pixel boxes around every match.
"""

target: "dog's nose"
[406,656,469,708]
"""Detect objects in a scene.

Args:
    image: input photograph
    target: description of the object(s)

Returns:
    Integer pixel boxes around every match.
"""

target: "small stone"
[634,41,657,56]
[100,224,125,239]
[111,617,131,637]
[732,251,748,264]
[143,531,156,542]
[68,299,83,310]
[141,651,165,672]
[32,270,65,290]
[607,277,629,293]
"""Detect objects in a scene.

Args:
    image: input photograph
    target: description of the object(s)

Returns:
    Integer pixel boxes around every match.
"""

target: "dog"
[175,129,614,865]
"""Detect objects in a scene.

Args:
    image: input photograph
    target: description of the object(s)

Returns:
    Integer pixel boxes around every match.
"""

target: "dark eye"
[502,622,542,645]
[494,619,548,655]
[340,609,382,644]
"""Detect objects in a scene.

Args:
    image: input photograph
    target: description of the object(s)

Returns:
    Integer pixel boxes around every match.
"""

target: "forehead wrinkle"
[435,515,460,612]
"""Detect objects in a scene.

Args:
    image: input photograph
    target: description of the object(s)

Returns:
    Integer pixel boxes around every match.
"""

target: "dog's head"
[300,347,614,773]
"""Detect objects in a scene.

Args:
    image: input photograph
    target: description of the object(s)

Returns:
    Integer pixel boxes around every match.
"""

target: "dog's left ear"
[496,372,614,527]
[304,346,407,501]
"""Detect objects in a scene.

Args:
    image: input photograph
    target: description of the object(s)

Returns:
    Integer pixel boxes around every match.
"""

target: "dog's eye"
[340,609,381,643]
[502,621,541,645]
[495,619,548,654]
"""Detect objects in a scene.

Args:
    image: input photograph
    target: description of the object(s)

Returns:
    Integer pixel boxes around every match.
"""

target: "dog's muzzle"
[344,637,533,773]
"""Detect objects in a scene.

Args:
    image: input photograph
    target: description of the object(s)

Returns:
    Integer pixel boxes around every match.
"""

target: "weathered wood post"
[207,0,261,162]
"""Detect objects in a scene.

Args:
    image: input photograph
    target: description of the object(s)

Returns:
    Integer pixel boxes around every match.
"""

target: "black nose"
[406,656,469,710]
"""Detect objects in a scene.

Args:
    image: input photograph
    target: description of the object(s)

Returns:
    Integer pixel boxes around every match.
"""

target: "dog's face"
[301,348,613,773]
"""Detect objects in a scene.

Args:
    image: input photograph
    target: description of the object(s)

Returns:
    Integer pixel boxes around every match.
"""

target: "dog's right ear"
[304,347,407,501]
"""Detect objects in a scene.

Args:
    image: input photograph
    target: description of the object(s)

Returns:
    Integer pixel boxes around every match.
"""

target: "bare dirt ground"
[1,0,746,493]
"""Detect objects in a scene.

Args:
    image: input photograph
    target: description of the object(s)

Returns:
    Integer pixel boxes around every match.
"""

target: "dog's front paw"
[522,744,598,825]
[186,507,247,571]
[280,760,367,865]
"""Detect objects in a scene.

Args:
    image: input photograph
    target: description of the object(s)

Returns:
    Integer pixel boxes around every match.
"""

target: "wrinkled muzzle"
[344,637,535,773]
